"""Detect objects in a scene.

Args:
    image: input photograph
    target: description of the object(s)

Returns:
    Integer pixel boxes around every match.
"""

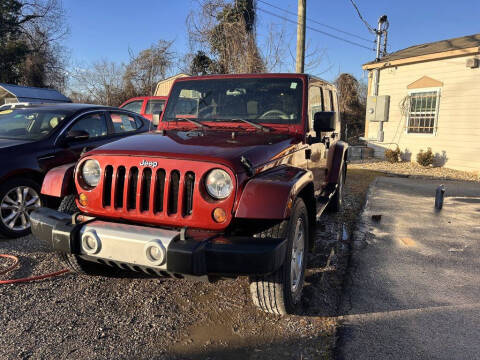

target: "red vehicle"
[31,74,348,315]
[119,96,167,121]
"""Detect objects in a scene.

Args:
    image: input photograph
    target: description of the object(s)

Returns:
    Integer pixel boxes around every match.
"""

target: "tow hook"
[180,227,188,241]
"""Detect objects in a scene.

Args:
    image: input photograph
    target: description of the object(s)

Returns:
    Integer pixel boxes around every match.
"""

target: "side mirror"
[313,111,335,133]
[152,112,162,127]
[65,130,90,142]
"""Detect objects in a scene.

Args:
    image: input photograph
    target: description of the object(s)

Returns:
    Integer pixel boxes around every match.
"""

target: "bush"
[384,147,401,163]
[417,148,434,167]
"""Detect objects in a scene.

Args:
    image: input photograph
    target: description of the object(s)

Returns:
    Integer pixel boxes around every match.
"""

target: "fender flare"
[326,141,348,184]
[235,165,314,220]
[41,163,76,198]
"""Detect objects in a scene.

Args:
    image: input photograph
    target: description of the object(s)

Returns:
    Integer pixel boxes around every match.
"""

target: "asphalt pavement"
[337,176,480,360]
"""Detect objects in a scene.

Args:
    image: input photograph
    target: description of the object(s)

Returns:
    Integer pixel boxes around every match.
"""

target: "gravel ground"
[0,169,374,360]
[350,159,480,182]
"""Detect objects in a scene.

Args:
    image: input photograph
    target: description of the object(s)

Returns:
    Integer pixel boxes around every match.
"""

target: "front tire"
[57,195,112,275]
[0,178,42,238]
[249,198,309,315]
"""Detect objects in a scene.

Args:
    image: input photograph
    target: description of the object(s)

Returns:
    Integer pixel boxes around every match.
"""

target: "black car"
[0,103,151,237]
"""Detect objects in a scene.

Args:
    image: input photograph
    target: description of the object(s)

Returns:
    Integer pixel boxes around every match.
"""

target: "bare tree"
[124,40,175,96]
[334,73,366,143]
[71,60,126,106]
[187,1,327,75]
[68,90,94,104]
[186,0,265,74]
[259,23,289,72]
[18,0,69,90]
[69,39,176,105]
[358,79,368,106]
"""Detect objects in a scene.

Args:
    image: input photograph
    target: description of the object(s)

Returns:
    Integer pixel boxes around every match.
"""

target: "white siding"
[154,73,189,96]
[366,55,480,173]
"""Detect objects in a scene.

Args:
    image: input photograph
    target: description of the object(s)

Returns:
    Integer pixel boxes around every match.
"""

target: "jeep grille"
[76,156,235,230]
[102,165,195,217]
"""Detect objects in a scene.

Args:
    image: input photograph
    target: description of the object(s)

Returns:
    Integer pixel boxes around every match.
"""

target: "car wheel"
[249,198,308,315]
[0,178,42,238]
[57,195,114,276]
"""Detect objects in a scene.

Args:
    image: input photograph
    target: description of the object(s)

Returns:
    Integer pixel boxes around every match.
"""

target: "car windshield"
[0,108,69,140]
[163,78,303,125]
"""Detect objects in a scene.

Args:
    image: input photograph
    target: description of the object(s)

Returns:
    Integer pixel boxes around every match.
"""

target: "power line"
[257,0,373,43]
[257,7,375,51]
[348,0,376,34]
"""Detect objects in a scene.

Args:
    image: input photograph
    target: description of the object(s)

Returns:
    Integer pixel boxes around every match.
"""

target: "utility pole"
[372,15,387,142]
[372,15,387,95]
[296,0,306,73]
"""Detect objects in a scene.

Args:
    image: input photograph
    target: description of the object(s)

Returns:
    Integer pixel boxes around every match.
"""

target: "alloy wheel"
[290,217,305,293]
[0,186,41,232]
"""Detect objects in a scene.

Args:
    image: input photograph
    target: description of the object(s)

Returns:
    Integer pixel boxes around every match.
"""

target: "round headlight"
[205,169,233,200]
[81,159,101,188]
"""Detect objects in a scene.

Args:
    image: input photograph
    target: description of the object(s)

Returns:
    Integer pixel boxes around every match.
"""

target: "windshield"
[0,108,69,140]
[163,78,303,125]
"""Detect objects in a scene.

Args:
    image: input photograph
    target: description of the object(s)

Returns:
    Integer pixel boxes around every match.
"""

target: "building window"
[407,90,440,134]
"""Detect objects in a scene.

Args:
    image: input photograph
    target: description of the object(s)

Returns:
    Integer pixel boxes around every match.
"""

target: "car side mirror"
[65,130,90,142]
[307,112,336,145]
[313,111,335,133]
[152,112,162,127]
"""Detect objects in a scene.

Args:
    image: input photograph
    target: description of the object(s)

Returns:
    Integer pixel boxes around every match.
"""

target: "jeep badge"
[140,160,158,168]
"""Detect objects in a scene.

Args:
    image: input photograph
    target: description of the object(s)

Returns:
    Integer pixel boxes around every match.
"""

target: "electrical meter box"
[367,95,390,122]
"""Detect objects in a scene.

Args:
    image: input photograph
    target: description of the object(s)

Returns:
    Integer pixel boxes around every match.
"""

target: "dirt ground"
[350,159,479,182]
[0,169,377,360]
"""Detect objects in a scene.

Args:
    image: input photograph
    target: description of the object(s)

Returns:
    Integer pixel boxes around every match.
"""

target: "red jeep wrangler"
[31,74,347,315]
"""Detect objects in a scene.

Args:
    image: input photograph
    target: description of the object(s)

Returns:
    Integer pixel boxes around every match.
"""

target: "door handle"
[38,155,56,160]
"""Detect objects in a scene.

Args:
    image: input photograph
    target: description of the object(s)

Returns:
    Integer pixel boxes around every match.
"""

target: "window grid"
[407,91,439,134]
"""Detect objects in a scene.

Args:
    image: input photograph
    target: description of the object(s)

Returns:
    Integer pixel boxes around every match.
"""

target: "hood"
[87,130,301,172]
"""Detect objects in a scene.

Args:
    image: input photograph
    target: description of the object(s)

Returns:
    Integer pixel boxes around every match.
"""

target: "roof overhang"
[0,83,71,103]
[362,46,480,70]
[0,87,16,101]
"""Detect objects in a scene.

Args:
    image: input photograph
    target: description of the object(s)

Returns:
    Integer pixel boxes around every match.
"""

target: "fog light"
[81,230,101,254]
[79,193,88,206]
[85,236,96,250]
[212,208,227,223]
[144,240,166,266]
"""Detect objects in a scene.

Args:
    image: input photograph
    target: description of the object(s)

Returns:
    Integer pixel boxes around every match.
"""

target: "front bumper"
[30,208,287,277]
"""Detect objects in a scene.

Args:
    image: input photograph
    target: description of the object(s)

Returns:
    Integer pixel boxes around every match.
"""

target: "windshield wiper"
[175,117,210,129]
[230,118,271,132]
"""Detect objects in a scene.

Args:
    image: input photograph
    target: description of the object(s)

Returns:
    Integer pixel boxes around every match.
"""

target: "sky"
[64,0,480,83]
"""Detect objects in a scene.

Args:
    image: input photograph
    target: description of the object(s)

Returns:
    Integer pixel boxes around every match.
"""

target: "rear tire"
[57,195,112,275]
[249,198,308,315]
